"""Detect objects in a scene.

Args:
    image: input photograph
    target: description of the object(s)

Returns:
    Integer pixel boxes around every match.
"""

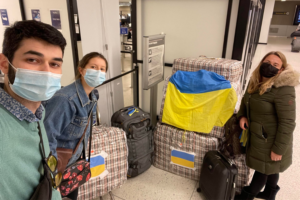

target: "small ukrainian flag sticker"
[170,148,195,170]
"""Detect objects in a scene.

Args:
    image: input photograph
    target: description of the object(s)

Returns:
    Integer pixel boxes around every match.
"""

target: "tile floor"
[97,36,300,200]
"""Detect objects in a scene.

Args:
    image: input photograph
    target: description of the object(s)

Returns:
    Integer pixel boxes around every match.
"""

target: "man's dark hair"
[2,20,67,62]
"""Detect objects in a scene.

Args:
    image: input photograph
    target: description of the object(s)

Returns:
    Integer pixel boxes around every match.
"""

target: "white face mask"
[8,61,62,102]
[84,69,106,87]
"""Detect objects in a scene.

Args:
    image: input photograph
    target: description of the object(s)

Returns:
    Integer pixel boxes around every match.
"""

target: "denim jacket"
[43,79,98,166]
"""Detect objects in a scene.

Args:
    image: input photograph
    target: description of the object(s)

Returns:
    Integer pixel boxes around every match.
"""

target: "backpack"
[111,106,153,177]
[221,114,245,158]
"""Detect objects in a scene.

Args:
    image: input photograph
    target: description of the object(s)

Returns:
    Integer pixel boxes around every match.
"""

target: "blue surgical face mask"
[84,69,106,87]
[8,61,62,102]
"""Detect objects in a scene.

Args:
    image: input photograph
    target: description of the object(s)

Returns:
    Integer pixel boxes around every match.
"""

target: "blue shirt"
[43,79,98,166]
[0,84,61,200]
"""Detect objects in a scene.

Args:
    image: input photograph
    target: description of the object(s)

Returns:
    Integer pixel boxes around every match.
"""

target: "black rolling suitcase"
[197,151,237,200]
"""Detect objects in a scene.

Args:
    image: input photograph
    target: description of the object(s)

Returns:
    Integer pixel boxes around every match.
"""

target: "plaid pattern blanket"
[159,76,242,139]
[153,123,220,181]
[78,126,128,200]
[172,57,243,82]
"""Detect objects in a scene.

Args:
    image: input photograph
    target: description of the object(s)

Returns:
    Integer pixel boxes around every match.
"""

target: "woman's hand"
[271,151,282,161]
[239,117,249,130]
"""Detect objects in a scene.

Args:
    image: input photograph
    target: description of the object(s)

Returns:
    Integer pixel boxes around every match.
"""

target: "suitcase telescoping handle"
[230,175,237,200]
[217,151,234,166]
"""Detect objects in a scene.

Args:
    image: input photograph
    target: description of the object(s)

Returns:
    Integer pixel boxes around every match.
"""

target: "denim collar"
[75,79,98,107]
[0,83,44,122]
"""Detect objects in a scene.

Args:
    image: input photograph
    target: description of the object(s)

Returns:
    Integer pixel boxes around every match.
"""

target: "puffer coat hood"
[273,64,300,88]
[238,65,298,175]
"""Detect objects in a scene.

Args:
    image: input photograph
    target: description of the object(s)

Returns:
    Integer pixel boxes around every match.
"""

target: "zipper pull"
[262,134,267,143]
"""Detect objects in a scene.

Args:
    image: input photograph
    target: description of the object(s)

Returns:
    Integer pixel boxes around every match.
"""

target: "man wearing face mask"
[0,20,66,200]
[235,51,299,200]
[43,52,108,200]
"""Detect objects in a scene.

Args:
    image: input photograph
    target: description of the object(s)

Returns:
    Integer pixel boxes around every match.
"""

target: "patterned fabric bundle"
[153,123,252,194]
[172,57,243,82]
[153,123,220,181]
[162,70,237,134]
[154,56,250,194]
[78,126,128,200]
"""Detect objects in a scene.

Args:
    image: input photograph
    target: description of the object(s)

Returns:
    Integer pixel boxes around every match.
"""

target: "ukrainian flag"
[171,149,195,169]
[162,70,237,133]
[88,152,108,179]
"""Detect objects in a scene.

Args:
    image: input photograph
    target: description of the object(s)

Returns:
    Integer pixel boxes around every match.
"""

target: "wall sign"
[120,27,128,35]
[50,10,62,29]
[31,9,41,21]
[143,34,165,90]
[0,9,9,26]
[273,11,289,15]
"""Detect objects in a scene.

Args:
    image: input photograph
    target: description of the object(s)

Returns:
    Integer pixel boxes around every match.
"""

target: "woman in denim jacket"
[43,52,108,200]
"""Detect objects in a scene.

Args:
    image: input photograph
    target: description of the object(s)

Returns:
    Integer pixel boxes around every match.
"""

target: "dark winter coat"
[237,65,299,175]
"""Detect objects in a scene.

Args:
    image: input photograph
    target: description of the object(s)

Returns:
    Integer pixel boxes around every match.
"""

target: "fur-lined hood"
[273,64,300,88]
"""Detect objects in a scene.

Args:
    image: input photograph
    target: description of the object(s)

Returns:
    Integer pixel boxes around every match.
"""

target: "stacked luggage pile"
[78,107,153,199]
[153,57,252,194]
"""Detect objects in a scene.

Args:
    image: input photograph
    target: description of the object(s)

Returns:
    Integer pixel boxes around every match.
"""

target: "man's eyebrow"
[24,50,44,57]
[53,58,63,62]
[24,50,63,62]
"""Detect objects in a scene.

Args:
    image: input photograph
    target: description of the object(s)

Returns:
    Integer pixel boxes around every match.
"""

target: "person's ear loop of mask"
[6,60,62,102]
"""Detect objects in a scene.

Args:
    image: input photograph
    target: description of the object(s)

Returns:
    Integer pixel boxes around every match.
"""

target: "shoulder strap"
[88,114,93,162]
[37,122,46,159]
[73,111,93,155]
[72,103,96,157]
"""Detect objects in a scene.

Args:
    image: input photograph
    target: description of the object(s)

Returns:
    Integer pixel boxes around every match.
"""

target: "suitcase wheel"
[197,188,201,193]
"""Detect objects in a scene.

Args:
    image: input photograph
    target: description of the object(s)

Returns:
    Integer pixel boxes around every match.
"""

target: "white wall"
[259,0,275,43]
[23,0,75,87]
[0,0,22,53]
[137,0,232,115]
[141,0,228,63]
[78,0,124,126]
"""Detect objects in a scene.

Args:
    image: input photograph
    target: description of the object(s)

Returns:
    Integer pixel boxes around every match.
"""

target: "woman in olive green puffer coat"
[235,51,299,200]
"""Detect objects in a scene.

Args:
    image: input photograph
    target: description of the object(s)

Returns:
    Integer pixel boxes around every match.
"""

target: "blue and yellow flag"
[88,151,109,179]
[170,149,195,169]
[162,70,237,133]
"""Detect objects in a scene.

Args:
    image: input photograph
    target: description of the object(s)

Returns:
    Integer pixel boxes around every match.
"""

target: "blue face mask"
[84,69,106,87]
[8,61,62,102]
